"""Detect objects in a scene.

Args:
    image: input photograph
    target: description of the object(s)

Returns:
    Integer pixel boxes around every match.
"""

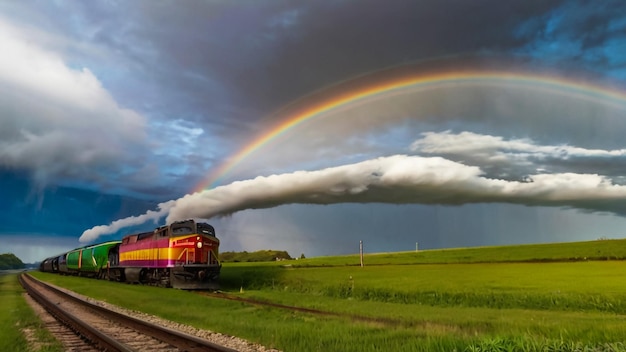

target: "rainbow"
[194,66,626,192]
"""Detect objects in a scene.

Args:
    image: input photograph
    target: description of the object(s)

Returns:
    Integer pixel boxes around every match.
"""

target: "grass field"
[225,261,626,312]
[24,239,626,351]
[0,272,62,352]
[288,238,626,267]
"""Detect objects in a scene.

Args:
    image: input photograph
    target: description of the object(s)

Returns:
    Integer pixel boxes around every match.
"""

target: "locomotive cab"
[117,219,221,289]
[169,220,221,289]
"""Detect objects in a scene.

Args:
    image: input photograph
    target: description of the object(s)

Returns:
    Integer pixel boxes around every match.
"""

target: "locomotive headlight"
[197,242,203,249]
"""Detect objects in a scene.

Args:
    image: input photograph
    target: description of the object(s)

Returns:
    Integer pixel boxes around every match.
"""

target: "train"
[39,219,221,290]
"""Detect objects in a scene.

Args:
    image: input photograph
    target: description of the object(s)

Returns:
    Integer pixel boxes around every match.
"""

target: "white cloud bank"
[0,18,147,186]
[80,154,626,243]
[411,130,626,175]
[413,130,626,157]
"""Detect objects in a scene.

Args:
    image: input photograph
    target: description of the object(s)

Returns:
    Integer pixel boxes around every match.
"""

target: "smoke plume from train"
[79,154,626,243]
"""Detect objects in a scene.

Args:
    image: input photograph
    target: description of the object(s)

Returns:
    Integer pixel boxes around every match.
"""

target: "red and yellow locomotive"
[107,219,221,289]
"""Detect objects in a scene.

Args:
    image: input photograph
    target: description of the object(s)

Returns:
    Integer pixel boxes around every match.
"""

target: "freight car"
[40,219,221,290]
[58,253,67,274]
[39,256,59,273]
[66,241,122,278]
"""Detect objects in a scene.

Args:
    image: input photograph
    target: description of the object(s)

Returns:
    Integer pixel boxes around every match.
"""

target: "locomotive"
[39,219,221,290]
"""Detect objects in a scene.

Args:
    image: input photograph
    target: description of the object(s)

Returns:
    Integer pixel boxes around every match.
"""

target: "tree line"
[0,253,25,270]
[220,250,294,262]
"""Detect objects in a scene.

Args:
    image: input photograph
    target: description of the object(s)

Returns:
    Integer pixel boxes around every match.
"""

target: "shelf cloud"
[80,153,626,243]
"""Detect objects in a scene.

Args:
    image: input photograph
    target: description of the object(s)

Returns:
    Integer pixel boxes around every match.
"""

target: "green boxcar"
[66,241,121,277]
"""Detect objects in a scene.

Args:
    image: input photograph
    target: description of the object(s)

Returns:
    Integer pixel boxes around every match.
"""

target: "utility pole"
[359,240,364,267]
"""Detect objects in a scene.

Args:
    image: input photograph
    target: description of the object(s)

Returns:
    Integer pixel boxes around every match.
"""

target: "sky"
[2,0,626,263]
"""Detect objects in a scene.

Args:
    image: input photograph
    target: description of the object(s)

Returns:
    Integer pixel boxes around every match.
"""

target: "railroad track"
[19,273,237,352]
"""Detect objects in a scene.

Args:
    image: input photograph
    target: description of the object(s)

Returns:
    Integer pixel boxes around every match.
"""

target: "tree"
[220,250,292,262]
[0,253,25,270]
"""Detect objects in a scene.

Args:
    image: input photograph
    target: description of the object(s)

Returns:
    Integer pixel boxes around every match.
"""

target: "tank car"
[109,219,220,289]
[40,256,58,273]
[57,253,68,275]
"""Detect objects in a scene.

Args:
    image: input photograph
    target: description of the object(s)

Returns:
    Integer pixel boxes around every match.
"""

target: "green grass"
[225,261,626,313]
[289,238,626,267]
[0,272,63,352]
[28,243,626,352]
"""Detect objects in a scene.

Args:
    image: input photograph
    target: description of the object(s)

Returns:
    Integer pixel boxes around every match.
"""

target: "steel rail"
[20,273,238,352]
[19,273,132,351]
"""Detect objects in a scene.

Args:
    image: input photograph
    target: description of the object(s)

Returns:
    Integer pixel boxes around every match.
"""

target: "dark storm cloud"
[0,0,583,196]
[16,0,564,127]
[190,0,564,114]
[515,0,626,76]
[0,170,157,238]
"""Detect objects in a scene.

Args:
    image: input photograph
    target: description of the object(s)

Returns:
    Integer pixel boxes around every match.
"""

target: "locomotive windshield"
[170,219,195,235]
[172,226,192,234]
[197,222,215,237]
[167,220,215,237]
